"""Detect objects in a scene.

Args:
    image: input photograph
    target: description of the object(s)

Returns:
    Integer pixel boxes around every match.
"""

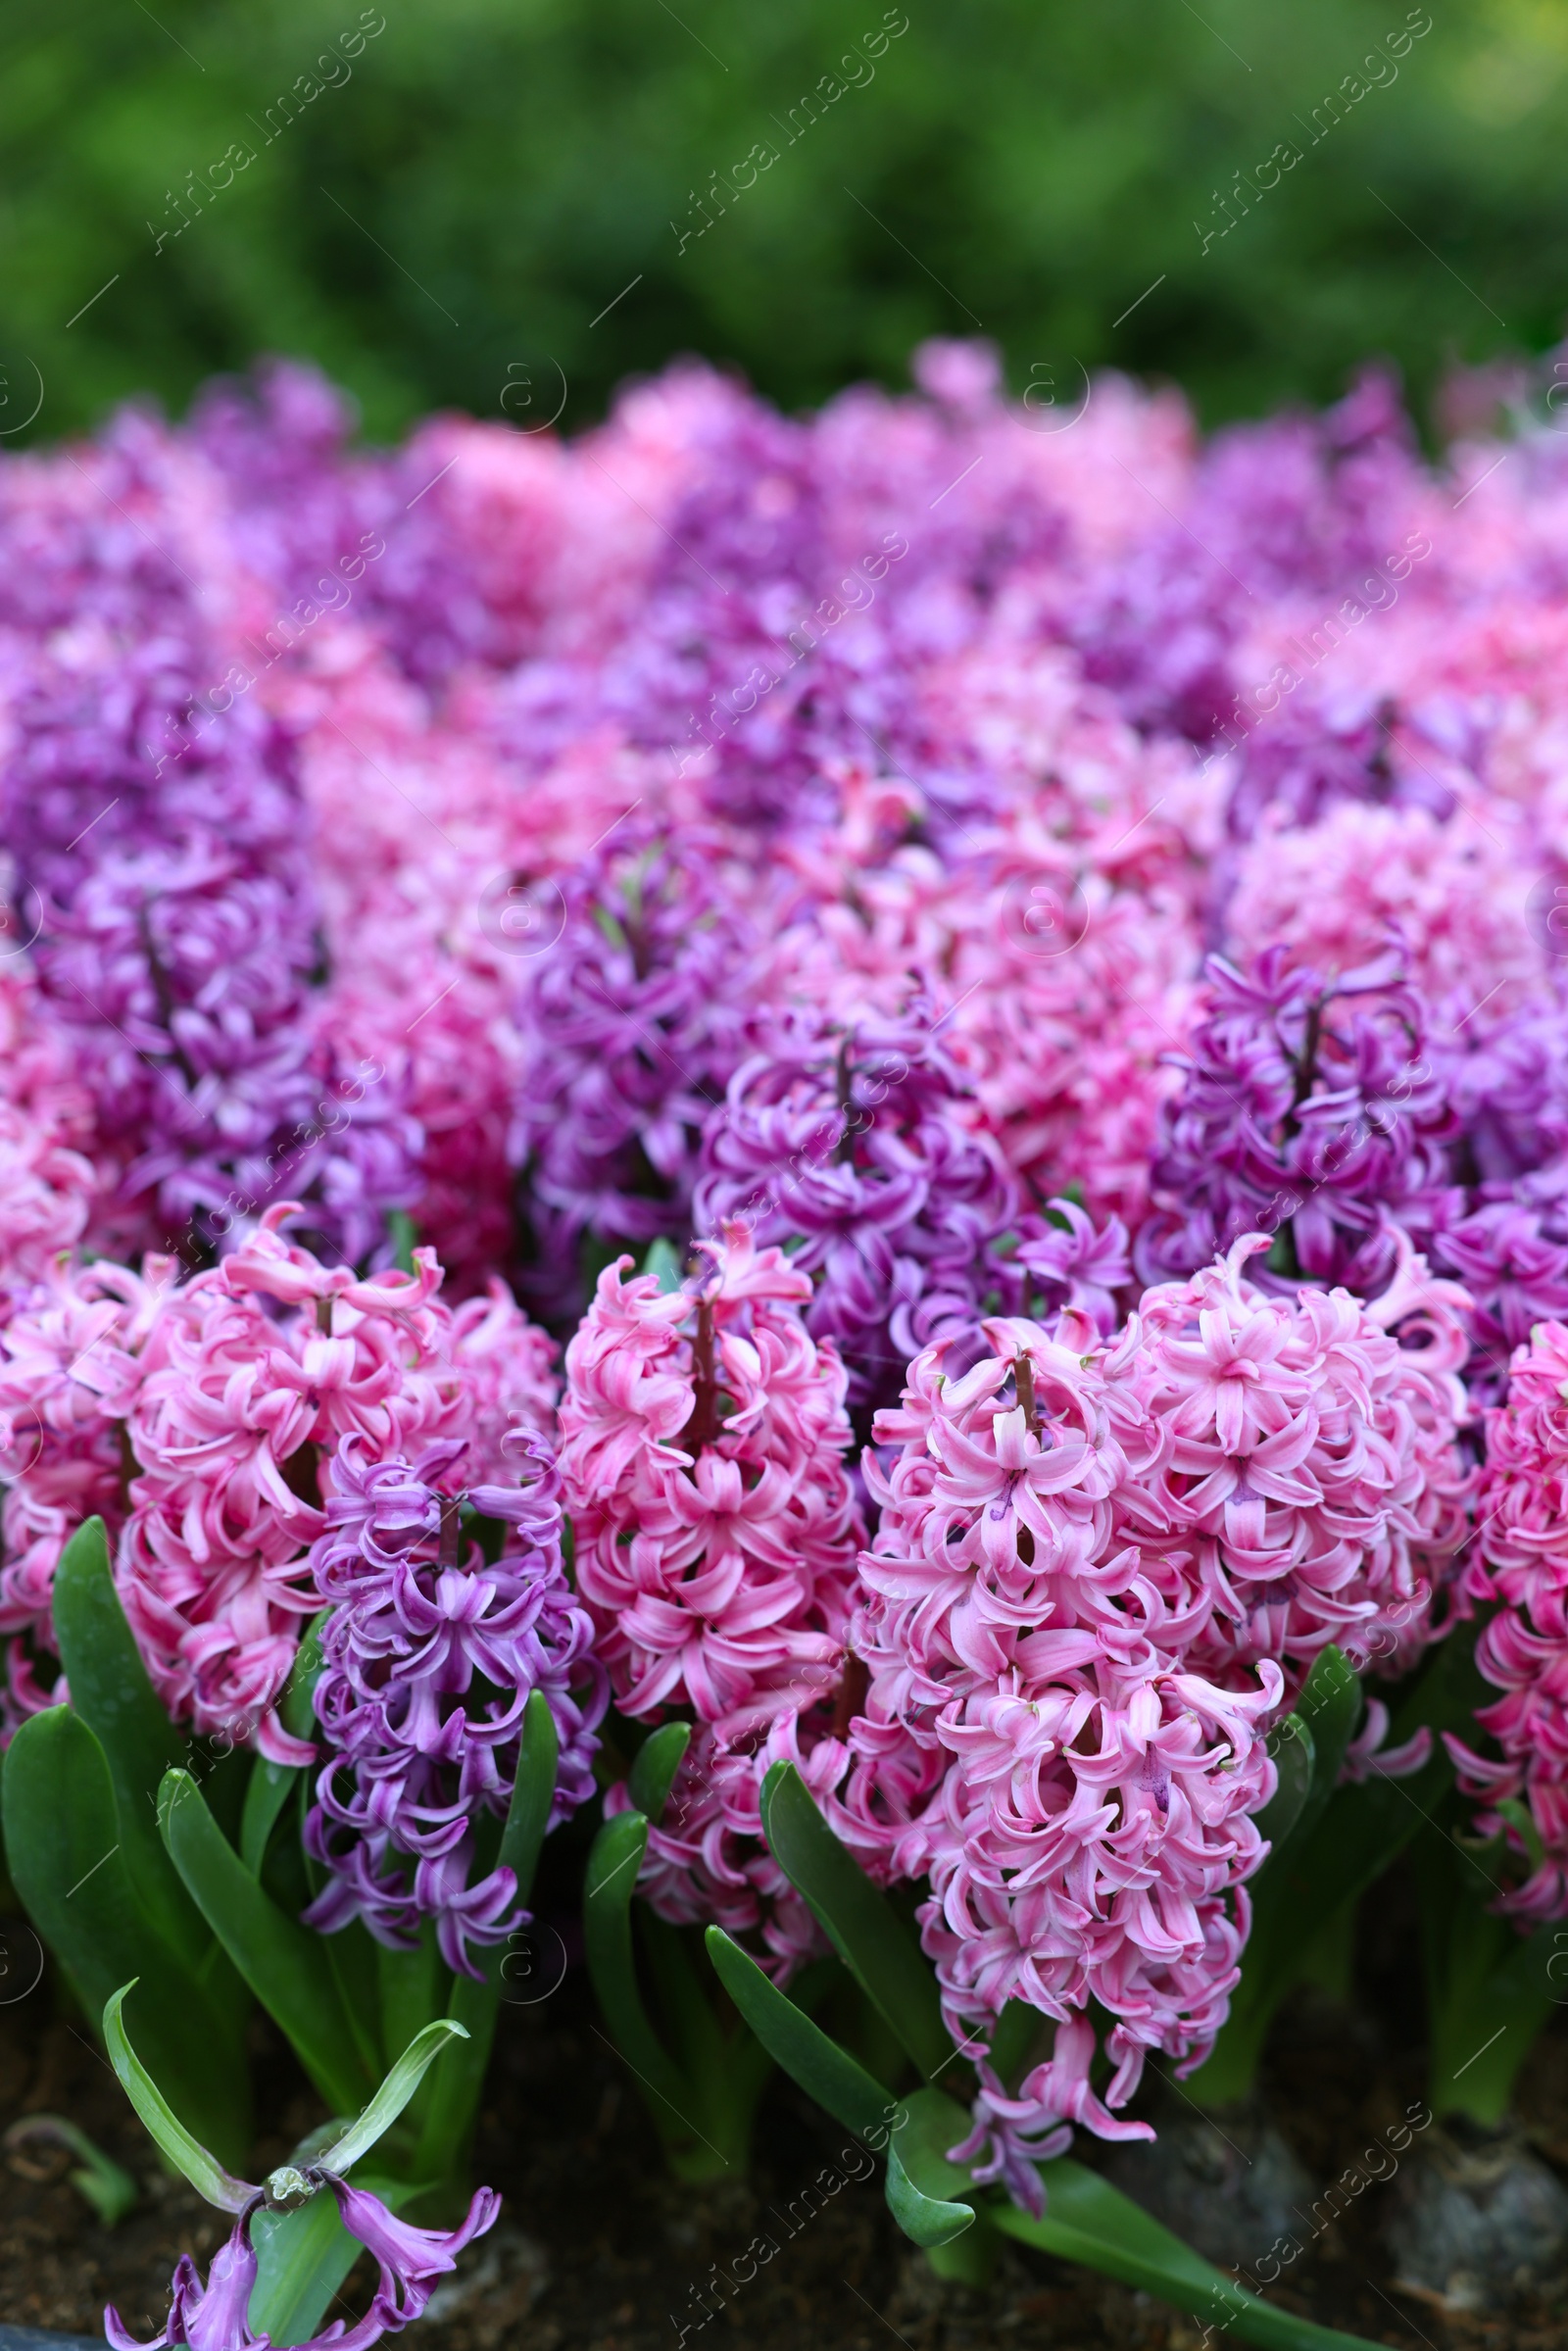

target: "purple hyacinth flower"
[1011,1197,1132,1337]
[106,2175,499,2351]
[510,822,762,1307]
[1135,942,1455,1298]
[693,1005,1020,1413]
[304,1431,608,1974]
[325,2178,500,2339]
[106,2196,268,2351]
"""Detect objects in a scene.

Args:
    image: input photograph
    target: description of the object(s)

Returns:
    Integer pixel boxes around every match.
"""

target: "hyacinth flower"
[560,1223,862,2173]
[699,1750,1383,2349]
[1135,944,1455,1298]
[1,576,418,1265]
[693,1006,1021,1418]
[101,1985,496,2351]
[1410,1318,1568,2131]
[510,824,763,1313]
[0,1201,559,1757]
[304,1428,607,1976]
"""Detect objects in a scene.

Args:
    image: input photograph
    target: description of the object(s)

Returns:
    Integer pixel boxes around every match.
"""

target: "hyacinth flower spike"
[100,1984,498,2351]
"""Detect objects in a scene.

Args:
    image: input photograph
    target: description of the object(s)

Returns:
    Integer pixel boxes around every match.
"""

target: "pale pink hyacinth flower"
[838,1312,1281,2204]
[115,1204,556,1762]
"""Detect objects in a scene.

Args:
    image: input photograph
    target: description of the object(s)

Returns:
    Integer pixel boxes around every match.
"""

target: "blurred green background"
[1,0,1562,444]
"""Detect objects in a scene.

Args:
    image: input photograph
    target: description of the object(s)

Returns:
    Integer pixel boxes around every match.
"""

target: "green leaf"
[705,1927,901,2146]
[1,2115,139,2226]
[3,1708,250,2167]
[640,1237,684,1294]
[885,2089,975,2248]
[1252,1713,1314,1855]
[386,1210,418,1276]
[583,1810,710,2159]
[158,1768,376,2116]
[994,2163,1382,2351]
[241,1621,326,1878]
[499,1688,559,1910]
[102,1983,252,2212]
[250,2172,417,2349]
[760,1760,950,2083]
[410,1691,562,2184]
[1289,1647,1360,1842]
[627,1720,690,1826]
[318,2019,468,2174]
[51,1518,217,1968]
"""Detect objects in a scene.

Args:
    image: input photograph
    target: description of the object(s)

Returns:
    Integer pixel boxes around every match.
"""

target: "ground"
[1,1886,1565,2351]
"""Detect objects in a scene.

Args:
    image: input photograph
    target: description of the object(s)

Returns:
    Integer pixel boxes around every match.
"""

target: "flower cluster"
[9,338,1568,2289]
[560,1223,861,1967]
[304,1430,606,1973]
[838,1232,1471,2187]
[1448,1320,1568,1919]
[694,1008,1020,1415]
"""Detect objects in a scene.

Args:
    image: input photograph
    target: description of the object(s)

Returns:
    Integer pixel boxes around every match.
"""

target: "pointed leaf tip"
[102,1983,253,2214]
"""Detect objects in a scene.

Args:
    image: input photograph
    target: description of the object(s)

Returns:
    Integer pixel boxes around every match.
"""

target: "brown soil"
[1,1904,1565,2351]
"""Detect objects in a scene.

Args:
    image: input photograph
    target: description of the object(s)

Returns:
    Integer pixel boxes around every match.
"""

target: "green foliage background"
[1,0,1562,444]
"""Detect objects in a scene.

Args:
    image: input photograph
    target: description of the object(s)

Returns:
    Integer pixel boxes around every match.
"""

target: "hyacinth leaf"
[4,1710,250,2167]
[641,1236,684,1294]
[585,1810,716,2169]
[994,2164,1383,2351]
[102,1984,252,2212]
[499,1687,560,1910]
[1251,1713,1315,1855]
[986,1996,1046,2090]
[705,1927,900,2143]
[2,2115,139,2226]
[884,2089,977,2247]
[1287,1646,1361,1846]
[318,2019,468,2174]
[412,1694,562,2182]
[158,1768,377,2116]
[627,1720,691,1827]
[760,1760,950,2083]
[241,1617,325,1878]
[51,1517,218,1972]
[1416,1827,1559,2126]
[251,2171,416,2349]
